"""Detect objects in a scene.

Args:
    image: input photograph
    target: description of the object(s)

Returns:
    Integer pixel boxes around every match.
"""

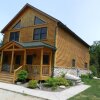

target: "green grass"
[69,79,100,100]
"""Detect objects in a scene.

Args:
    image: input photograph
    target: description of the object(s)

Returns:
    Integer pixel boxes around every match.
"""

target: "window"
[72,59,75,67]
[85,63,88,68]
[43,55,49,65]
[13,21,21,29]
[15,55,21,65]
[27,55,33,64]
[34,16,45,25]
[9,32,19,42]
[33,27,47,40]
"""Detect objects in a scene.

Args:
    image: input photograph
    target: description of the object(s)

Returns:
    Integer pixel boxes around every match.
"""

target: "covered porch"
[0,41,55,83]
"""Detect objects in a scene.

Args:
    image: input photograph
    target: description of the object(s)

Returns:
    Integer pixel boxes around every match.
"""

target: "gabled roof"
[0,3,90,48]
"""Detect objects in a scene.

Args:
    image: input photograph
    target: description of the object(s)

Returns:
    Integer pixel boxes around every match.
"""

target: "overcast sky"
[0,0,100,45]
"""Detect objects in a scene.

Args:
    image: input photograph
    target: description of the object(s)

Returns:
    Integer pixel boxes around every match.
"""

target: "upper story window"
[33,27,47,40]
[9,32,19,42]
[34,16,45,25]
[72,59,76,67]
[13,21,21,29]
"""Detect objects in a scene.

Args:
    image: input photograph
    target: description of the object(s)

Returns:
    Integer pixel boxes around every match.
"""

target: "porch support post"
[49,51,52,76]
[24,49,26,65]
[40,48,43,80]
[10,50,14,73]
[0,51,3,72]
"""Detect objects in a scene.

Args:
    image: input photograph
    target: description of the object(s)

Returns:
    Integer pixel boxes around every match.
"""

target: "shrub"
[67,80,73,86]
[44,77,69,90]
[18,70,28,82]
[28,80,37,89]
[80,73,93,83]
[44,77,58,87]
[56,77,69,86]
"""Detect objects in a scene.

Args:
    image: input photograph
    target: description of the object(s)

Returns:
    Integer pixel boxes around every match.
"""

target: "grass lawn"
[69,79,100,100]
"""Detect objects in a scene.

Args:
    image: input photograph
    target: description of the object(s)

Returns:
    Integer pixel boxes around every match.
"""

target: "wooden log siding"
[3,8,57,46]
[55,28,90,69]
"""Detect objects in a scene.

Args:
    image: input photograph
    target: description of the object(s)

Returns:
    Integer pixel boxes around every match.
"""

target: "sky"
[0,0,100,45]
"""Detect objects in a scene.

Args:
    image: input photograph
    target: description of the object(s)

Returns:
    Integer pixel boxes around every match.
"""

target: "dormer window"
[13,21,21,29]
[9,32,19,42]
[34,16,45,25]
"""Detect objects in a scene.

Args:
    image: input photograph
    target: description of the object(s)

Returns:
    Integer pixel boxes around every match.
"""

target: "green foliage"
[56,77,69,86]
[90,41,100,77]
[28,80,37,89]
[67,80,73,86]
[18,70,28,82]
[44,77,69,90]
[90,65,97,76]
[80,74,93,83]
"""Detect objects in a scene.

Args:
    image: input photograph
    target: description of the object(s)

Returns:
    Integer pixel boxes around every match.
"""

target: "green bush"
[44,77,69,90]
[67,80,73,86]
[28,80,37,89]
[18,70,28,82]
[90,65,97,76]
[80,73,93,82]
[56,77,69,86]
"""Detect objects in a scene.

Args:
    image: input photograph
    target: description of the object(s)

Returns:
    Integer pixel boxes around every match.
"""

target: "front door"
[2,55,10,72]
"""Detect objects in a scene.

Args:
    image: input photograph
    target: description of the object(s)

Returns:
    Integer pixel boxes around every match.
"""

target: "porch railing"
[13,65,24,83]
[13,64,50,83]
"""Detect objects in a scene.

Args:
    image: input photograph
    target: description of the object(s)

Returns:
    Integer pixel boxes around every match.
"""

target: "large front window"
[9,32,19,42]
[33,27,47,40]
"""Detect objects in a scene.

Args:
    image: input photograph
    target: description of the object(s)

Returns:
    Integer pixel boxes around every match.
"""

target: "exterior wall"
[55,27,90,69]
[3,7,57,46]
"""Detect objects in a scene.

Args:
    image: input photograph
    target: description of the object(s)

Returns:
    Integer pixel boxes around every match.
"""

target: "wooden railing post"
[49,51,52,76]
[24,49,26,65]
[40,48,43,80]
[10,50,14,73]
[0,51,3,72]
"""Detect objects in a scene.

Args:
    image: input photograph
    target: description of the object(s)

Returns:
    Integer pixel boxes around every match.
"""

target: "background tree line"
[90,41,100,77]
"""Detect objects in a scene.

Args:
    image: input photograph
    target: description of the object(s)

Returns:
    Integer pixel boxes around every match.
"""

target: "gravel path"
[0,89,45,100]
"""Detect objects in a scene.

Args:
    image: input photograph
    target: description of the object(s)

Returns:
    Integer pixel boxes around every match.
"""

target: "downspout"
[51,25,58,77]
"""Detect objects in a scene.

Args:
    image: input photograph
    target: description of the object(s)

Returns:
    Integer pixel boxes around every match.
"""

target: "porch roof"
[0,41,56,50]
[17,41,56,50]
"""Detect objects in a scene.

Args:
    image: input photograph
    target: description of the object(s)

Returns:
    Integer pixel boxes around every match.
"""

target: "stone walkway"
[0,82,90,100]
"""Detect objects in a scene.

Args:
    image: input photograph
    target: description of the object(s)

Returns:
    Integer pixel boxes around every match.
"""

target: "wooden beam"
[40,48,43,79]
[0,51,3,72]
[23,49,26,65]
[49,51,52,76]
[10,50,14,73]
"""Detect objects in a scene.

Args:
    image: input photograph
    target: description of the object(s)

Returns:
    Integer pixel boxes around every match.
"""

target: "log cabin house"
[0,3,90,83]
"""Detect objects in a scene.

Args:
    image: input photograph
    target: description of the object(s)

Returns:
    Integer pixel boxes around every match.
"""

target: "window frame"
[72,59,76,68]
[12,20,21,29]
[34,16,45,25]
[84,63,88,69]
[33,27,47,40]
[9,31,20,42]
